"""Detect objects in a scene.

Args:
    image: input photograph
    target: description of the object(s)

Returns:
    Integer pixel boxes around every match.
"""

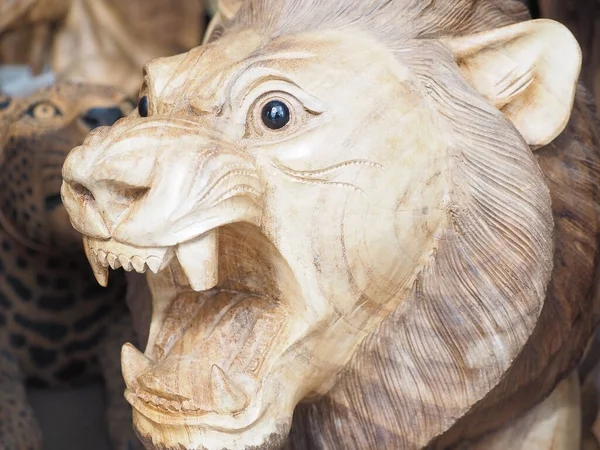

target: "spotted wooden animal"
[0,82,142,449]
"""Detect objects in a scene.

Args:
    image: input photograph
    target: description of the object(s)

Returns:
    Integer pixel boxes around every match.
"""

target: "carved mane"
[226,0,530,38]
[204,1,559,447]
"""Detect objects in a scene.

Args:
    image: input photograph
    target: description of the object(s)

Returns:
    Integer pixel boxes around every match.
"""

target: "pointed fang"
[121,342,153,388]
[83,236,108,287]
[175,230,219,292]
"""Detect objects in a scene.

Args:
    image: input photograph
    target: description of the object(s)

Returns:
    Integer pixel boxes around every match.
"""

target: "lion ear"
[444,19,581,147]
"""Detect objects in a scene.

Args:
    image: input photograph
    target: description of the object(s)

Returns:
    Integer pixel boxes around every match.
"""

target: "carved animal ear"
[444,19,581,147]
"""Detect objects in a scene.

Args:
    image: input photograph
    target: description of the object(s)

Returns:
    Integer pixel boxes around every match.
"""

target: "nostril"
[81,107,125,130]
[69,182,95,204]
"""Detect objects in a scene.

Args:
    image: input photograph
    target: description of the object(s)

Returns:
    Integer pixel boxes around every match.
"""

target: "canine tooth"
[83,236,108,287]
[121,343,153,387]
[131,256,147,273]
[175,230,219,291]
[107,253,122,270]
[209,364,247,414]
[118,255,133,271]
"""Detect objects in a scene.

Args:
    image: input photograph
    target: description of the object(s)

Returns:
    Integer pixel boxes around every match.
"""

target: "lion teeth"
[96,250,109,267]
[83,236,108,287]
[119,255,133,271]
[121,343,153,387]
[131,256,147,273]
[146,256,163,274]
[107,253,121,270]
[82,238,176,276]
[175,229,219,292]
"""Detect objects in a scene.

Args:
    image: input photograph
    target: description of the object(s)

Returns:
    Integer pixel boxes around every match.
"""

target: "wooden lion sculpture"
[60,0,600,449]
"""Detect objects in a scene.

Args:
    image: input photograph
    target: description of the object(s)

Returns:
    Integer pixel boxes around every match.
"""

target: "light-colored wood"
[538,0,600,118]
[60,1,600,449]
[0,0,205,96]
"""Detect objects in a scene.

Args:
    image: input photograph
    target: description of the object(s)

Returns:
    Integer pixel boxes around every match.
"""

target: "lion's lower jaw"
[103,223,305,449]
[133,411,292,450]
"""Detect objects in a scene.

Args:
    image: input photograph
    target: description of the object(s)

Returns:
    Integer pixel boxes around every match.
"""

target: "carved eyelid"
[233,70,325,115]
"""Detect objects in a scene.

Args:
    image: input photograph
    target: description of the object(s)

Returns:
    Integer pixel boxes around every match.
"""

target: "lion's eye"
[261,100,290,130]
[246,91,314,139]
[138,95,149,117]
[26,101,62,119]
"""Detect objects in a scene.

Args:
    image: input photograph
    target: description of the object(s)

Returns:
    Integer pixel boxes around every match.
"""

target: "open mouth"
[84,223,298,430]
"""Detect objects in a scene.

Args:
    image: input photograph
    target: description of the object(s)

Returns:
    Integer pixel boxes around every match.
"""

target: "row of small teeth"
[135,390,205,412]
[92,249,163,274]
[83,231,219,292]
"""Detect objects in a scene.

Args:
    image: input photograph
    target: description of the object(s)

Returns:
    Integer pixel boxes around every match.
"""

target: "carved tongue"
[83,236,108,287]
[175,229,219,291]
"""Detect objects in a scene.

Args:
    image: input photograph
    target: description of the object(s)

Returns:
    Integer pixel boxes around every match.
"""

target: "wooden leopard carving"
[0,82,142,450]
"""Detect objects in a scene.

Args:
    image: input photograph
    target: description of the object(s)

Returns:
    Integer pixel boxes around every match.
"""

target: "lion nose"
[62,175,150,237]
[61,139,154,238]
[80,107,124,130]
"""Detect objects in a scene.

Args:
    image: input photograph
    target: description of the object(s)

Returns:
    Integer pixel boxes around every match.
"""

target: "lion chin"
[83,222,306,450]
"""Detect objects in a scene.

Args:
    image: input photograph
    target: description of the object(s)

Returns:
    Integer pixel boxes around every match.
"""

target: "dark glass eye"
[138,95,149,117]
[261,100,290,130]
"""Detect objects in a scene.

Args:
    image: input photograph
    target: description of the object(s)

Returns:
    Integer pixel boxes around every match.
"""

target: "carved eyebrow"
[227,68,324,115]
[241,50,316,69]
[225,50,320,106]
[238,70,325,116]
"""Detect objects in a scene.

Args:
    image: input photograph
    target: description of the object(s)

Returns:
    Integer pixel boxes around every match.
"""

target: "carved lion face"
[61,4,580,449]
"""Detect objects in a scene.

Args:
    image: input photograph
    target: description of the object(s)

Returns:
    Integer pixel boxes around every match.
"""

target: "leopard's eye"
[261,100,290,130]
[26,101,62,119]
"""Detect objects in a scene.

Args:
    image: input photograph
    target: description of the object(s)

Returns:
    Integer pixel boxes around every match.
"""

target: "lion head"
[0,82,132,253]
[61,1,582,449]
